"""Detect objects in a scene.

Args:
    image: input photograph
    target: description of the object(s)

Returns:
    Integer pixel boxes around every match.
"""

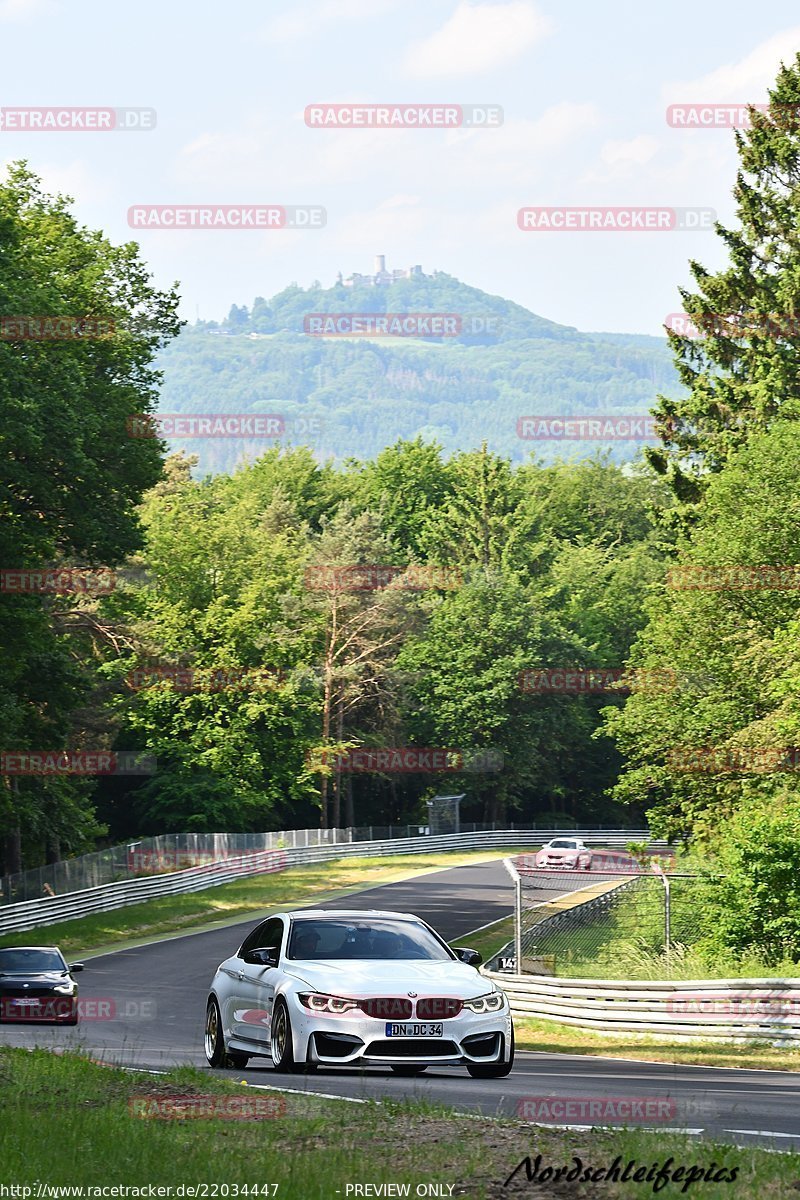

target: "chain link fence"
[489,849,708,980]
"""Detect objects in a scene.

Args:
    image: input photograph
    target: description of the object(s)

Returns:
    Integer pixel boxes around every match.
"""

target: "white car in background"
[534,838,593,870]
[204,908,514,1078]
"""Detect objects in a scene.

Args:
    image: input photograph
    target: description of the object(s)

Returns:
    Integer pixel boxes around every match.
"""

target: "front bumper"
[0,995,78,1023]
[537,858,582,869]
[290,999,513,1067]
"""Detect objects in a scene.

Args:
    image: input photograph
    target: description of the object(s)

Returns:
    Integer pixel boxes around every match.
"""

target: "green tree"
[0,164,180,870]
[648,55,800,519]
[605,420,800,841]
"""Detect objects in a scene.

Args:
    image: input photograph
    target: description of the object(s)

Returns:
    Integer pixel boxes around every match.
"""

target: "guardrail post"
[515,874,522,971]
[502,856,523,973]
[664,873,671,954]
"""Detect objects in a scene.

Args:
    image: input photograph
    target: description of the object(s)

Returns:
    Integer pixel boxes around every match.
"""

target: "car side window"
[240,918,284,958]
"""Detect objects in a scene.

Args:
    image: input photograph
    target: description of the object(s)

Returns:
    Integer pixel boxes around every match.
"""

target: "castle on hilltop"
[337,255,427,288]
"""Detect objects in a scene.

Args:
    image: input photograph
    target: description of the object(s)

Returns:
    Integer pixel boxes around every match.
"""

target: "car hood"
[282,959,489,997]
[0,971,73,987]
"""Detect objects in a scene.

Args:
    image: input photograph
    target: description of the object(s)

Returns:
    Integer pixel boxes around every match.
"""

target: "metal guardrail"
[0,828,656,934]
[0,824,653,905]
[483,970,800,1042]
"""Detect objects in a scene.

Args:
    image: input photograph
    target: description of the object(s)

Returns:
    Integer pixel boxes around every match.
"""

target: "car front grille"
[416,997,463,1019]
[1,987,59,999]
[359,998,413,1019]
[366,1039,458,1058]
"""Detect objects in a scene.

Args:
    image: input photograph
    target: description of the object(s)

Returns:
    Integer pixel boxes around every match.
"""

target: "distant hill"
[154,271,680,472]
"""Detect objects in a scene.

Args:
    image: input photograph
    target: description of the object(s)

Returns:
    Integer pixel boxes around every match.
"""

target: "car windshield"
[549,840,577,849]
[0,948,66,974]
[286,919,452,961]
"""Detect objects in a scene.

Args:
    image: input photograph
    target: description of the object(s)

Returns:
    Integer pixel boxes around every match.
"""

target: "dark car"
[0,946,84,1025]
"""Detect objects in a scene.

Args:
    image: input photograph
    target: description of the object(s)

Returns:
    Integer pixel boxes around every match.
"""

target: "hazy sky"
[2,0,798,334]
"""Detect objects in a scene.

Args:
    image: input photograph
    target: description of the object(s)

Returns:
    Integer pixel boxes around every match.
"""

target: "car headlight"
[297,992,359,1014]
[52,984,76,994]
[463,990,505,1014]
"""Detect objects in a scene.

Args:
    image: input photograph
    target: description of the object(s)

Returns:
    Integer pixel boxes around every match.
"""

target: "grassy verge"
[512,1016,800,1073]
[1,1047,797,1199]
[0,848,525,960]
[454,914,515,962]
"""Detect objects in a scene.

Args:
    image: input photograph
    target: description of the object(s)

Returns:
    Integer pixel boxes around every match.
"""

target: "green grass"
[0,848,527,960]
[1,1047,798,1198]
[453,914,515,962]
[512,1016,800,1073]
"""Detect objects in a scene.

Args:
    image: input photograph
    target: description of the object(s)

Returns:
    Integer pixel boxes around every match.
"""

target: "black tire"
[466,1028,514,1079]
[205,997,250,1069]
[390,1065,428,1076]
[269,998,298,1073]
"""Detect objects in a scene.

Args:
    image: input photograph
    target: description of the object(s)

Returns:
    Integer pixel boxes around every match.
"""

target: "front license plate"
[385,1022,443,1037]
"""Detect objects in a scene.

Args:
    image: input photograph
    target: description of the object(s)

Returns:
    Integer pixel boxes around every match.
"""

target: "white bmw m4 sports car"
[204,908,514,1077]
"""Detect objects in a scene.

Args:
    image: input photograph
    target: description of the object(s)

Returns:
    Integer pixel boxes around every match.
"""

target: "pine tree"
[648,55,800,522]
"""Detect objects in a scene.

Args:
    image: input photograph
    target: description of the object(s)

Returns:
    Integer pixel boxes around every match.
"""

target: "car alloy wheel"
[205,997,249,1069]
[270,998,297,1072]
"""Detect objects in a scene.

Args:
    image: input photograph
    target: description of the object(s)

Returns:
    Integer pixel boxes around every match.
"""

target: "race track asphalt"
[1,858,798,1152]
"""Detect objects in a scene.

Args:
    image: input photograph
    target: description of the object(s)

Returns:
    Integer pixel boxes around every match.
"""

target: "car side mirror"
[69,963,85,972]
[243,947,278,967]
[454,947,482,967]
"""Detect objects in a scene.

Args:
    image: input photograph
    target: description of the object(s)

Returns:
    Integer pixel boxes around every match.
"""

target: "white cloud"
[0,0,52,20]
[600,135,659,167]
[174,99,598,194]
[404,1,552,78]
[261,0,400,45]
[665,27,800,104]
[335,194,431,244]
[442,103,600,186]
